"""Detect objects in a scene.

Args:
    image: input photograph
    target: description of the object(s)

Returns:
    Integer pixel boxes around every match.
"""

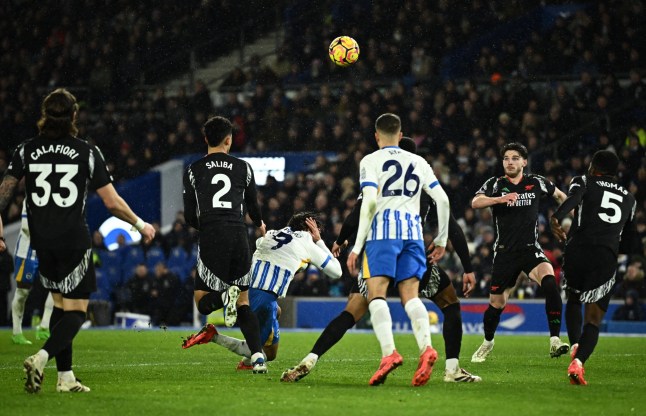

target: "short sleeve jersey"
[5,135,113,250]
[183,152,262,228]
[359,146,440,241]
[475,173,556,252]
[249,227,335,297]
[561,175,636,255]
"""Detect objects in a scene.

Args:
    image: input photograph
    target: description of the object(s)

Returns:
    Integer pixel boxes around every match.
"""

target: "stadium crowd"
[1,1,645,325]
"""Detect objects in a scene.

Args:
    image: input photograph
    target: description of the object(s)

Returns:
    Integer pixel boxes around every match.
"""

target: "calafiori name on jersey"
[205,160,233,170]
[596,180,628,195]
[31,144,79,160]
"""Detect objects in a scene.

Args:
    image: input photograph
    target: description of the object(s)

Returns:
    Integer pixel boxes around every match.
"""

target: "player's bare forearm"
[553,188,567,204]
[0,176,18,212]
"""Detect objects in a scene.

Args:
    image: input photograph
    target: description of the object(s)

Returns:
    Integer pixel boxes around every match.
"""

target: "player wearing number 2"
[0,88,156,393]
[182,116,269,373]
[182,212,341,369]
[347,113,451,386]
[470,142,569,364]
[550,150,637,385]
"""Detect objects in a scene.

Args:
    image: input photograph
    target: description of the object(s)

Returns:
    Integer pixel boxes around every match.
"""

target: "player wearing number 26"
[182,115,269,373]
[347,113,450,386]
[0,88,155,393]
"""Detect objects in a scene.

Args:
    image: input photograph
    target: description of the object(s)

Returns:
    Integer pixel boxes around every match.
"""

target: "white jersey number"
[382,160,420,198]
[598,191,623,224]
[211,173,232,209]
[30,163,79,207]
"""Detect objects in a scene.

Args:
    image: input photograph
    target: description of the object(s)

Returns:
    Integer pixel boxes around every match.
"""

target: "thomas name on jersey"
[205,160,233,170]
[30,144,79,160]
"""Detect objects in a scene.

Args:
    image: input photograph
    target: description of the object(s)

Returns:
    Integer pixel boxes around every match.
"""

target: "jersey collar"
[382,146,400,149]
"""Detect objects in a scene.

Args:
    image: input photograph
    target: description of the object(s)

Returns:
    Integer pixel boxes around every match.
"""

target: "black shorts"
[490,248,551,295]
[38,248,96,299]
[563,245,617,306]
[199,223,251,283]
[419,264,451,299]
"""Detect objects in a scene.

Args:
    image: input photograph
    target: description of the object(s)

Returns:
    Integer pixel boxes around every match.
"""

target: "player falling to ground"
[470,142,569,363]
[282,138,480,383]
[11,204,54,345]
[550,151,637,385]
[182,115,268,373]
[346,114,451,387]
[0,88,155,394]
[182,212,342,369]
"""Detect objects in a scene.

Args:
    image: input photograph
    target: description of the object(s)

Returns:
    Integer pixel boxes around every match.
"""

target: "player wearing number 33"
[347,113,451,387]
[0,88,155,394]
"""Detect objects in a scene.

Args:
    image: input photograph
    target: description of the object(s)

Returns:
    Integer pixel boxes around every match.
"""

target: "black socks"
[236,305,263,355]
[541,275,563,337]
[197,292,224,315]
[483,305,503,341]
[441,303,462,360]
[311,311,356,357]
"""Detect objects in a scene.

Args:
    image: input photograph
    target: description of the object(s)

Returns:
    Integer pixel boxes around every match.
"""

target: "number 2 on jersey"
[211,173,232,208]
[382,160,420,197]
[31,163,78,207]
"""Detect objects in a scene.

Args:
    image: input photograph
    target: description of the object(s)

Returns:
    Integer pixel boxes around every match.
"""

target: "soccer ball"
[328,36,360,67]
[428,311,439,325]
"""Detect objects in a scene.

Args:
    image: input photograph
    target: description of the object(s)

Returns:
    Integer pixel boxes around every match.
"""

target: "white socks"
[58,370,75,383]
[212,333,251,357]
[445,358,459,373]
[369,299,395,357]
[11,288,30,335]
[303,353,319,365]
[404,297,432,353]
[40,293,54,329]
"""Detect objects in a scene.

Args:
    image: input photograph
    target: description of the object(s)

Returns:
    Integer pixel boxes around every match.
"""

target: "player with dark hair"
[347,114,452,387]
[471,142,569,363]
[282,138,481,383]
[182,211,341,369]
[0,88,156,393]
[551,150,637,385]
[182,115,268,373]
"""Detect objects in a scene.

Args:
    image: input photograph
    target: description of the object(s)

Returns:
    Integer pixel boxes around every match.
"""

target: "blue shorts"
[363,239,426,284]
[14,255,39,285]
[249,288,280,346]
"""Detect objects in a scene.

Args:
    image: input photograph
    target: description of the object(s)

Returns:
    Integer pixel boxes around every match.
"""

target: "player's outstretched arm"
[96,183,155,244]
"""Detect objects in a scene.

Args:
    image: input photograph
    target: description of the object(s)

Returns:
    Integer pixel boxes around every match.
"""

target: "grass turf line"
[0,329,644,416]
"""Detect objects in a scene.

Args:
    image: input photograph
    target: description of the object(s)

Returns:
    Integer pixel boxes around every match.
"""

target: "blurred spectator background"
[1,0,645,324]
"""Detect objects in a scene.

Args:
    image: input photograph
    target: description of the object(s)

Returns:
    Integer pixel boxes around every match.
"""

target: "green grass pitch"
[1,328,644,416]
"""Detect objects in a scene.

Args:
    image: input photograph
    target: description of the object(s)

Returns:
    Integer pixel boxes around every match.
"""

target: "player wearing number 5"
[182,116,269,373]
[551,151,637,385]
[0,88,155,393]
[347,113,451,386]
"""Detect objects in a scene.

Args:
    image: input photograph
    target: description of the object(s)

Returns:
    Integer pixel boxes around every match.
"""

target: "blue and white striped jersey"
[248,227,342,297]
[358,146,448,245]
[15,204,36,260]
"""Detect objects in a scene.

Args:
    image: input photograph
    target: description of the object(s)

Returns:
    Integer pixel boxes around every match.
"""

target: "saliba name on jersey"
[30,144,79,160]
[205,160,233,170]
